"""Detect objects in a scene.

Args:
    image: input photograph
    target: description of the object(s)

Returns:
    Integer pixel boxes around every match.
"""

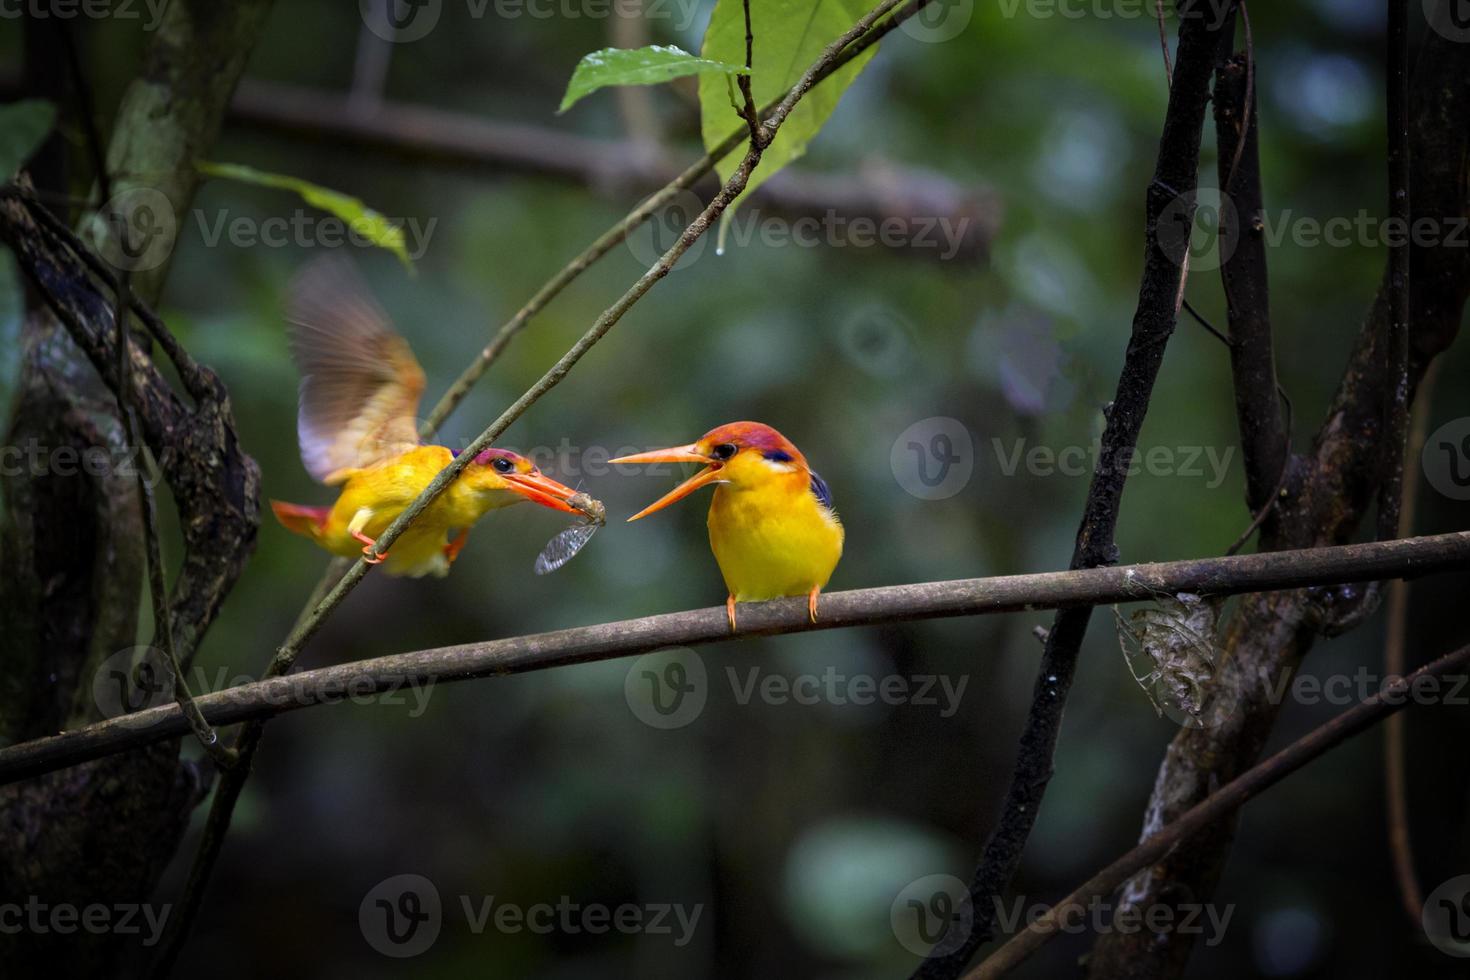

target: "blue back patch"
[809,470,834,510]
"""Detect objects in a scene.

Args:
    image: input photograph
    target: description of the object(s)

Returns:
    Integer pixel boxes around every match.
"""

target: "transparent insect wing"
[534,521,600,575]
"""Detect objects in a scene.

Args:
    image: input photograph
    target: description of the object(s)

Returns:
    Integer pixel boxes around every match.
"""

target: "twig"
[1384,358,1439,925]
[419,0,935,432]
[1214,26,1286,521]
[1378,0,1412,545]
[153,1,918,969]
[1179,296,1291,557]
[3,531,1464,789]
[911,6,1238,976]
[967,639,1470,980]
[737,0,767,148]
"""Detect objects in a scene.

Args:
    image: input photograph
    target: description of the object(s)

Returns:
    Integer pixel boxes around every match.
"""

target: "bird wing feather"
[286,256,426,484]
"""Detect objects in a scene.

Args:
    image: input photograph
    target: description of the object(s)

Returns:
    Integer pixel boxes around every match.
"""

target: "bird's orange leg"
[726,594,738,633]
[443,530,469,564]
[350,529,389,564]
[807,586,821,624]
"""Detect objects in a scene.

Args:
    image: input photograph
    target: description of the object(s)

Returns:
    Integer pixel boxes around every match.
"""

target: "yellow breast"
[320,446,476,576]
[706,477,843,601]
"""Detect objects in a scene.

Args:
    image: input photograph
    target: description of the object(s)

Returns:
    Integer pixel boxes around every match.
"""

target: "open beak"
[608,444,723,522]
[503,471,582,515]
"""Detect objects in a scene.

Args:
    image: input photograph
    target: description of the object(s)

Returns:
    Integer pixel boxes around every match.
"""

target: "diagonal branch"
[421,0,934,432]
[970,639,1470,979]
[1,531,1465,787]
[912,4,1237,975]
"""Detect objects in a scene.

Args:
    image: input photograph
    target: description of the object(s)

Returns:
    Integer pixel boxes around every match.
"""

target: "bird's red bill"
[503,471,582,514]
[609,444,722,522]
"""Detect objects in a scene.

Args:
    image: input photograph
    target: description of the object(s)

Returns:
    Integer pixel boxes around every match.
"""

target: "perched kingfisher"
[611,422,844,630]
[269,257,583,577]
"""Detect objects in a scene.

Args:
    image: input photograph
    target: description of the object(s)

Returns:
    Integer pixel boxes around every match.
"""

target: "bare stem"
[3,531,1466,786]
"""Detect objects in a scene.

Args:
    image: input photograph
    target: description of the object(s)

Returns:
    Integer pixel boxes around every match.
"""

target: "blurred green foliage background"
[3,0,1470,976]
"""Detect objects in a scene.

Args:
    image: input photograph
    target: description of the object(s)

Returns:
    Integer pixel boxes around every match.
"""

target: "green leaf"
[559,45,750,113]
[699,0,879,251]
[0,100,57,180]
[196,161,414,271]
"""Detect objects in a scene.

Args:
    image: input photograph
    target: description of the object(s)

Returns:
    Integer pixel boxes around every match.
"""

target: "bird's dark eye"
[492,457,514,473]
[711,443,737,461]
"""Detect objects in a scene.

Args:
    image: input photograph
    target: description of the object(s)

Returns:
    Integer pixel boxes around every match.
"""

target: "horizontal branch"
[2,531,1466,786]
[969,638,1470,979]
[227,80,1000,262]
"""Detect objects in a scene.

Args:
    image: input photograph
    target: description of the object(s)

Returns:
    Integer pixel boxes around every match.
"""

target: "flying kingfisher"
[269,257,584,577]
[611,422,844,630]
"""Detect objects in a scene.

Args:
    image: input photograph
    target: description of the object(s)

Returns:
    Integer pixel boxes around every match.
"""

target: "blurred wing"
[287,256,426,484]
[534,522,600,575]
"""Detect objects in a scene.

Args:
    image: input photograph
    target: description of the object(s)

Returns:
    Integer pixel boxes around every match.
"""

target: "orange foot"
[807,586,821,624]
[726,594,738,633]
[351,529,389,565]
[443,529,469,564]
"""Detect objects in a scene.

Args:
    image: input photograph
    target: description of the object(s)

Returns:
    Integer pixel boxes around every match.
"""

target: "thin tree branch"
[418,0,934,432]
[1,532,1464,788]
[912,5,1237,976]
[1385,357,1439,925]
[221,81,995,271]
[1214,33,1287,520]
[1377,0,1412,545]
[154,1,917,968]
[969,639,1470,980]
[737,0,768,148]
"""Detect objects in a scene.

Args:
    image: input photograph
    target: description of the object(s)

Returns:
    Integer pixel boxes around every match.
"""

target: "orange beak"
[608,444,724,522]
[503,470,582,515]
